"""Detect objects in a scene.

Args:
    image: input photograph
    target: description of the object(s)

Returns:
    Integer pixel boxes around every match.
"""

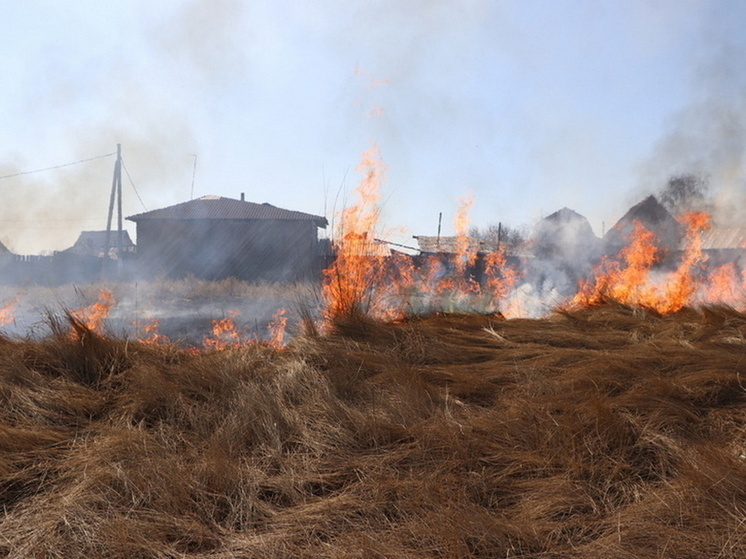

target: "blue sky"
[0,0,744,254]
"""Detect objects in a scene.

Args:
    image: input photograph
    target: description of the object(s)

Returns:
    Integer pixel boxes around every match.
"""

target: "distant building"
[127,195,328,282]
[604,195,683,257]
[532,207,601,261]
[62,230,136,258]
[528,207,602,297]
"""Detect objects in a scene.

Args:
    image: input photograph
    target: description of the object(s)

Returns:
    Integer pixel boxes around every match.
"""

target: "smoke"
[154,0,249,82]
[0,104,196,254]
[0,2,238,254]
[638,24,746,226]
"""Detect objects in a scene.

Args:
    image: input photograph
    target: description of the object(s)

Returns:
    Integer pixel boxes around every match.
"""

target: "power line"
[0,152,116,181]
[121,158,148,211]
[0,218,103,222]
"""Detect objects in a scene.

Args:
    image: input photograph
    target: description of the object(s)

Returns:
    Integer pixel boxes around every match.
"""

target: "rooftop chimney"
[240,192,245,201]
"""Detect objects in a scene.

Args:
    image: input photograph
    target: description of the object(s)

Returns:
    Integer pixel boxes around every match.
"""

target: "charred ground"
[0,303,745,557]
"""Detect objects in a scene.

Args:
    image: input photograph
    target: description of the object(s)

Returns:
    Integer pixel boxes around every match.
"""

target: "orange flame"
[267,308,288,348]
[451,193,481,295]
[136,319,170,345]
[484,246,521,302]
[701,263,741,305]
[0,298,17,326]
[570,212,717,314]
[71,289,115,334]
[322,142,388,320]
[572,220,660,308]
[321,151,522,321]
[203,311,242,350]
[656,211,710,313]
[453,193,477,274]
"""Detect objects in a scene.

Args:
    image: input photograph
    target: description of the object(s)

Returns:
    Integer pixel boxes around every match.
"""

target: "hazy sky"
[1,0,744,254]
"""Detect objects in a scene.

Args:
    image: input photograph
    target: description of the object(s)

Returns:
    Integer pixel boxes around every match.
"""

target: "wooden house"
[127,195,328,282]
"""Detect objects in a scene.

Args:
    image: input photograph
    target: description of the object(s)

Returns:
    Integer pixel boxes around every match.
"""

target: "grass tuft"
[0,303,745,556]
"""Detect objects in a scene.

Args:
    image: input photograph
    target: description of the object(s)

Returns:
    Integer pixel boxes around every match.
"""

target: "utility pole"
[189,154,197,199]
[436,212,442,249]
[104,144,123,278]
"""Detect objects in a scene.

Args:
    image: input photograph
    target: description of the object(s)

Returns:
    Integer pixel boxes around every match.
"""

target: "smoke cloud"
[637,22,746,225]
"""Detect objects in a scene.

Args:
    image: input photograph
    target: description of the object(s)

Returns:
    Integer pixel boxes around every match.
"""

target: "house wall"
[135,219,322,282]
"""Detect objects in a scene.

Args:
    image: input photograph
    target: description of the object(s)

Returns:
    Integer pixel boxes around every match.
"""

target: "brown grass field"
[1,301,745,557]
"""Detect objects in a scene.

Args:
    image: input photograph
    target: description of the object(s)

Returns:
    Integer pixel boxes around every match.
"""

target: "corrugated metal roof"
[127,196,328,227]
[698,227,746,250]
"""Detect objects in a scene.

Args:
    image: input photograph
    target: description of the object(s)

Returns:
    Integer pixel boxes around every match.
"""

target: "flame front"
[572,220,660,308]
[203,311,242,351]
[657,211,711,313]
[322,142,388,320]
[568,212,729,313]
[267,308,288,348]
[321,145,520,321]
[71,289,115,334]
[137,319,170,345]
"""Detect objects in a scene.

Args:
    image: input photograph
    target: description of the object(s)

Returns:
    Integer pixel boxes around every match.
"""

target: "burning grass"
[0,303,745,557]
[0,279,313,346]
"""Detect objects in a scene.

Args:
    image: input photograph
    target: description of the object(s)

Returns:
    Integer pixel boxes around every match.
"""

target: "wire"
[0,152,116,181]
[0,218,103,222]
[121,158,148,211]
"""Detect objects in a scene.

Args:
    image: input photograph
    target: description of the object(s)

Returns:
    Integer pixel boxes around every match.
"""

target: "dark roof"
[127,196,328,228]
[605,195,683,252]
[532,208,601,260]
[63,230,136,256]
[609,195,681,232]
[534,207,598,240]
[542,207,588,224]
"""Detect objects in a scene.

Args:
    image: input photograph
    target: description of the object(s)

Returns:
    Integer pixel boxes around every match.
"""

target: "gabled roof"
[608,195,680,233]
[531,207,601,260]
[63,230,136,256]
[605,195,683,251]
[534,207,598,241]
[127,196,328,228]
[542,207,588,224]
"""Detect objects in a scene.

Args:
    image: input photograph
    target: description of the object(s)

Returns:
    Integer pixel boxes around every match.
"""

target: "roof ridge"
[126,195,327,227]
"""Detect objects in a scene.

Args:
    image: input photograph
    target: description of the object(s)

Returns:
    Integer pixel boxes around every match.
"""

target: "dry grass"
[0,278,318,344]
[0,302,745,557]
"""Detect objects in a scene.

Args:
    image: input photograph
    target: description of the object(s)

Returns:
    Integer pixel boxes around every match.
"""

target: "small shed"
[127,195,328,282]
